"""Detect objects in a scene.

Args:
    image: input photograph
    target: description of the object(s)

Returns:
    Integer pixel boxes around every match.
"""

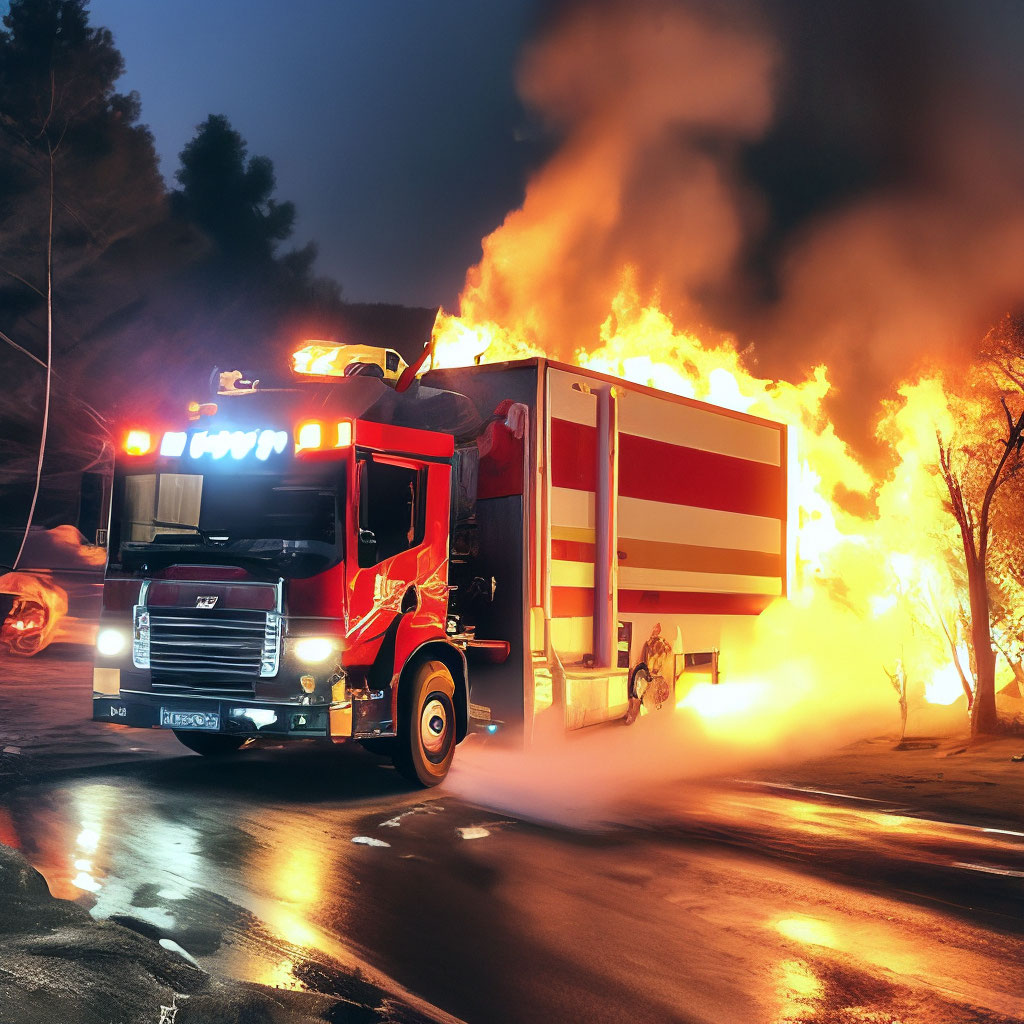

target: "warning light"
[336,420,353,448]
[295,421,323,452]
[160,432,187,457]
[123,430,153,456]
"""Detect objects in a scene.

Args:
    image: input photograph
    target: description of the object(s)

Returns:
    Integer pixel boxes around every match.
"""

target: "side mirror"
[358,527,377,567]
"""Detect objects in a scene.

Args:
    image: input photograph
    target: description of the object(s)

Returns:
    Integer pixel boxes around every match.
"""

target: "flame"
[925,660,970,706]
[431,274,979,734]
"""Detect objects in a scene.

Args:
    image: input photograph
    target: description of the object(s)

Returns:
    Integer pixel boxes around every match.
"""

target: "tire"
[173,731,249,756]
[393,659,457,787]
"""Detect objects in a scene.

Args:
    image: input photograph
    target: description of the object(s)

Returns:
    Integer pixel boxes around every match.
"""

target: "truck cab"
[93,353,473,786]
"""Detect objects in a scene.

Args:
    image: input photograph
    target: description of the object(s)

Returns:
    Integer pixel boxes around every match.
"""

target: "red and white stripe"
[545,367,786,657]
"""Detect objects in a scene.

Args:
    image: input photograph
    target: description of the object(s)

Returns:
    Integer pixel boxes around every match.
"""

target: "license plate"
[160,708,220,731]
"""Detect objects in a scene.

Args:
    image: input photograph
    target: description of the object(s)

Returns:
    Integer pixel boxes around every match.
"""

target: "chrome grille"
[149,608,274,691]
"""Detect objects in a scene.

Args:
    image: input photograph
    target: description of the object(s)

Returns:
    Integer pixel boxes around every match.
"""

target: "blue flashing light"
[487,723,498,734]
[230,430,258,460]
[179,428,289,461]
[256,429,288,460]
[159,431,187,457]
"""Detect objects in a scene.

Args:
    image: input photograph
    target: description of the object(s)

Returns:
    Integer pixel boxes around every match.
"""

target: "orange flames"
[429,279,981,733]
[412,0,1018,740]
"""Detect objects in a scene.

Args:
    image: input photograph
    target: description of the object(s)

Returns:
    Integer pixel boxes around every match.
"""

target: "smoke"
[749,1,1024,450]
[450,599,895,828]
[456,0,1024,448]
[436,0,1021,821]
[457,0,777,355]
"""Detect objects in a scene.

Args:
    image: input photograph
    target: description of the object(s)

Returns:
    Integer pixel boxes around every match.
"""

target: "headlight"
[293,636,334,664]
[96,628,126,657]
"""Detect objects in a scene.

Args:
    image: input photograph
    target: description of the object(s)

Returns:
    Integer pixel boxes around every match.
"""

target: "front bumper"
[92,693,351,739]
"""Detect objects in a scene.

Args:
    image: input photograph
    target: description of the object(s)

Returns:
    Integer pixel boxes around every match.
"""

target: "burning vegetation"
[431,0,1024,741]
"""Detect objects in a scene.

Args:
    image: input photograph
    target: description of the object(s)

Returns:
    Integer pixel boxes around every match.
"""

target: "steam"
[450,596,897,829]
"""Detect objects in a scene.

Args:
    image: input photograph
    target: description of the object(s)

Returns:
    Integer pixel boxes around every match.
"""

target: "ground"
[3,644,1024,1023]
[748,732,1024,831]
[0,647,444,1024]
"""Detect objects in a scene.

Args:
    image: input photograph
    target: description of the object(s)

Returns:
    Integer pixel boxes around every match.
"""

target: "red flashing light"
[295,420,353,454]
[123,429,153,456]
[295,421,323,452]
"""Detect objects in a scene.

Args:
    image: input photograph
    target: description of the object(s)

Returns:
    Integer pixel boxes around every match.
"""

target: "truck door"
[347,453,449,662]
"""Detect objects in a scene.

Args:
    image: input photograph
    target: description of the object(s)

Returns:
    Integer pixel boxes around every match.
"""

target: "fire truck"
[92,343,788,786]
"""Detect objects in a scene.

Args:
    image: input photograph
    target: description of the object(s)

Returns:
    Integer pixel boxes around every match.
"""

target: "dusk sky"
[87,0,544,309]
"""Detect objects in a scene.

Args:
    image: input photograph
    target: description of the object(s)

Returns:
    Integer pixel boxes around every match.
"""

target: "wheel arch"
[399,639,469,742]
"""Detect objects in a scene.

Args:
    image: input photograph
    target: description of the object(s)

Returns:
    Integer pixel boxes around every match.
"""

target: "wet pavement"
[2,651,1024,1022]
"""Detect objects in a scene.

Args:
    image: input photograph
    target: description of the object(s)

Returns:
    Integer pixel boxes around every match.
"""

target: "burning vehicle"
[0,571,68,656]
[92,342,787,785]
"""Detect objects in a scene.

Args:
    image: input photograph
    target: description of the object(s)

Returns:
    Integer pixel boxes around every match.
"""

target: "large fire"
[429,279,976,735]
[416,0,1024,742]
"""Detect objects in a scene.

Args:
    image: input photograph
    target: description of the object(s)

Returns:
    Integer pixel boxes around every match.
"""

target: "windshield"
[115,469,343,578]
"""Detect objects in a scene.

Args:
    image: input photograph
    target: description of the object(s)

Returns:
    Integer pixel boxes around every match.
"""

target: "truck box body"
[425,358,788,736]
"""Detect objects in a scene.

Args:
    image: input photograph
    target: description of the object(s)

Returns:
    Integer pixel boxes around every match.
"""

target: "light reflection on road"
[775,958,822,1024]
[2,763,1024,1022]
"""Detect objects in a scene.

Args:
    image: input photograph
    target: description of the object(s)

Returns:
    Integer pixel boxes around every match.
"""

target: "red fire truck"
[93,344,788,786]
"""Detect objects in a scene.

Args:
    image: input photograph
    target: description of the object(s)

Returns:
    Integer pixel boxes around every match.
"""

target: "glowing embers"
[171,428,288,461]
[294,419,353,453]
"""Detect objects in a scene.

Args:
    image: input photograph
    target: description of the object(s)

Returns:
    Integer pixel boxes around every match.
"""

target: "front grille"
[149,608,270,692]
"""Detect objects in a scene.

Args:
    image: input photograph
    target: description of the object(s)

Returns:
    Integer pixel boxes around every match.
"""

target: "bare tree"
[938,385,1024,735]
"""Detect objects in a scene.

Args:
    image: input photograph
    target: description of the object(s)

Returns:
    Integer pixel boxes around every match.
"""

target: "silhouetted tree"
[174,114,297,267]
[0,0,162,566]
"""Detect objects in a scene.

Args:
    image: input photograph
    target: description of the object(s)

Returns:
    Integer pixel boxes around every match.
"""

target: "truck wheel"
[393,659,456,787]
[173,731,249,756]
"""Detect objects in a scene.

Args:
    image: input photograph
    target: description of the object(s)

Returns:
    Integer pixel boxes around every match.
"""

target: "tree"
[938,322,1024,735]
[0,0,162,567]
[173,114,297,268]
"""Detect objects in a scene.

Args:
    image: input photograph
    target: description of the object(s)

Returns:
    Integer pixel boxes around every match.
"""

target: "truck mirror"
[358,528,377,566]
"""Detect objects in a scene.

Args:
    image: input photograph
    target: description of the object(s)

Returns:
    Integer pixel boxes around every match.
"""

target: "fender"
[394,636,470,743]
[355,612,469,741]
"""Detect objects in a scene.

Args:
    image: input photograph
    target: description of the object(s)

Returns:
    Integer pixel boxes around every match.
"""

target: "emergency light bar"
[123,430,154,456]
[154,428,288,461]
[292,341,407,381]
[148,420,353,461]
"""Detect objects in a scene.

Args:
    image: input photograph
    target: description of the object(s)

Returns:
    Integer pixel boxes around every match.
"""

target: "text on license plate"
[160,708,220,731]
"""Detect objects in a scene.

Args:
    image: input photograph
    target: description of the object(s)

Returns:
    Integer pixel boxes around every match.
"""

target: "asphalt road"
[2,651,1024,1023]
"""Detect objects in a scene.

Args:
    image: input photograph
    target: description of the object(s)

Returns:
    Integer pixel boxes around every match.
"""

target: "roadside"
[0,841,438,1024]
[747,732,1024,831]
[0,645,179,787]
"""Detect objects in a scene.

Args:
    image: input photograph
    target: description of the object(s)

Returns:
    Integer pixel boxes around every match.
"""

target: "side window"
[358,457,425,567]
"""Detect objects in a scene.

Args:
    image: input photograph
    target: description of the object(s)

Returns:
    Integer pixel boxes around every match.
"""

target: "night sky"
[87,0,544,309]
[64,0,1024,351]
